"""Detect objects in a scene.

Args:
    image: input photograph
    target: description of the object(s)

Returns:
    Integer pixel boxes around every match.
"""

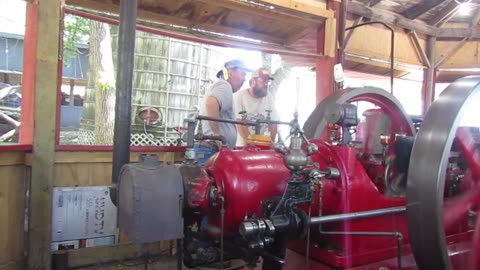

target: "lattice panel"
[63,129,181,146]
[130,133,181,146]
[78,129,95,145]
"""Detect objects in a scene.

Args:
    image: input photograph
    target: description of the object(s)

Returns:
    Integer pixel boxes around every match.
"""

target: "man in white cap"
[234,67,279,147]
[196,60,251,162]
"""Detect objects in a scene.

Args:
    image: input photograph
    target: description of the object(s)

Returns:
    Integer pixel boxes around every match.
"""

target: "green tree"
[63,14,89,60]
[86,20,116,144]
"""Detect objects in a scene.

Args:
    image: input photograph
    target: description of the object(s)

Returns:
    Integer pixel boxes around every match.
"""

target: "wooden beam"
[344,16,364,47]
[437,28,480,38]
[469,7,480,27]
[285,26,317,45]
[63,243,172,268]
[258,0,334,19]
[28,0,61,269]
[190,0,322,25]
[67,0,287,45]
[369,0,383,7]
[402,0,448,19]
[347,2,437,36]
[325,17,337,58]
[429,0,461,26]
[50,151,183,163]
[0,151,25,166]
[435,37,468,68]
[344,0,381,47]
[409,31,431,67]
[422,36,436,115]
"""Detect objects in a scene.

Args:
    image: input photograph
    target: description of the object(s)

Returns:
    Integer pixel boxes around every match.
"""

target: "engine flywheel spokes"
[407,76,480,270]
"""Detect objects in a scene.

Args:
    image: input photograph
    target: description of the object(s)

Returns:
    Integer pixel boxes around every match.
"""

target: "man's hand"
[237,124,250,141]
[213,138,223,150]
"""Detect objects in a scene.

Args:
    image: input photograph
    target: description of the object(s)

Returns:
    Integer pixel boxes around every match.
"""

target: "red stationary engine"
[180,86,420,269]
[179,80,480,270]
[119,77,480,270]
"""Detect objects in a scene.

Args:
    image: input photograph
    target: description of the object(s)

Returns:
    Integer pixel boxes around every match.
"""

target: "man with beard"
[234,67,279,147]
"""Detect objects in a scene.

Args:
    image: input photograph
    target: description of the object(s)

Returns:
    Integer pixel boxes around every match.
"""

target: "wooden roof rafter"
[348,2,437,35]
[428,0,462,26]
[65,0,334,49]
[348,1,480,40]
[402,0,449,19]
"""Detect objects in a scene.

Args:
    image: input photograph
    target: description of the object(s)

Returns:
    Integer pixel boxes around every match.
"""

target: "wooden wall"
[49,151,183,187]
[0,151,27,270]
[2,149,184,270]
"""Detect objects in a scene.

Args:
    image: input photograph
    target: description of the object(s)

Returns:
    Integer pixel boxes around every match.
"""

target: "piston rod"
[309,206,406,225]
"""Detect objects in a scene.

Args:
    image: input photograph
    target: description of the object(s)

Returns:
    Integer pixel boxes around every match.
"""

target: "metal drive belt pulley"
[407,76,480,270]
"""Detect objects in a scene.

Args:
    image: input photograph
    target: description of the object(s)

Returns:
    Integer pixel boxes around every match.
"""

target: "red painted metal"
[288,141,408,268]
[19,2,38,145]
[455,127,480,180]
[474,214,480,268]
[186,140,475,269]
[349,95,415,137]
[315,57,335,104]
[183,92,475,269]
[55,4,65,146]
[0,145,33,152]
[188,147,291,235]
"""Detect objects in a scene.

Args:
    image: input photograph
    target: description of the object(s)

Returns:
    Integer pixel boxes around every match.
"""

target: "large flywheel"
[407,76,480,270]
[303,86,415,140]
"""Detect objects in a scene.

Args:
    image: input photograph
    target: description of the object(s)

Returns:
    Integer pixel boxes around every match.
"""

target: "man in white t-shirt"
[234,67,279,147]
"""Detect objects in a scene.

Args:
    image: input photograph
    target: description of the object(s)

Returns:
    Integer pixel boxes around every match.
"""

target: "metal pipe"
[196,115,291,127]
[176,239,182,270]
[309,206,406,224]
[320,230,403,269]
[185,119,196,148]
[112,0,137,195]
[345,21,395,95]
[337,0,347,67]
[219,196,225,269]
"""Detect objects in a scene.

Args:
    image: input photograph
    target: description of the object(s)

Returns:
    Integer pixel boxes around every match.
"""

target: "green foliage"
[63,14,90,60]
[99,82,112,92]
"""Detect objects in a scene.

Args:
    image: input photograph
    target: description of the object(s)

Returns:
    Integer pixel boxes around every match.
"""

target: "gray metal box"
[119,156,184,243]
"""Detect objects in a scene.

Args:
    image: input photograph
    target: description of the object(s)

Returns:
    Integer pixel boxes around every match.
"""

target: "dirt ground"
[75,256,249,270]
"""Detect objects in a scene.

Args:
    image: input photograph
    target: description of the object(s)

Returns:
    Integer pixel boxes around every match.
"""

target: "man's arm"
[233,91,251,141]
[205,96,221,136]
[237,124,250,141]
[268,124,277,142]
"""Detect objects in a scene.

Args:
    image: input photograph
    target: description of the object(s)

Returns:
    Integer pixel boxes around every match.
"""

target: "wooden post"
[422,36,436,116]
[315,5,337,104]
[28,0,62,269]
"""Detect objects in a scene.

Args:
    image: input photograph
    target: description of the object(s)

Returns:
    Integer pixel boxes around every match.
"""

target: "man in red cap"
[234,67,279,147]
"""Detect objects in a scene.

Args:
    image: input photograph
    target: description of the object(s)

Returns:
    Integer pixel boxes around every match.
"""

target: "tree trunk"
[86,21,116,144]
